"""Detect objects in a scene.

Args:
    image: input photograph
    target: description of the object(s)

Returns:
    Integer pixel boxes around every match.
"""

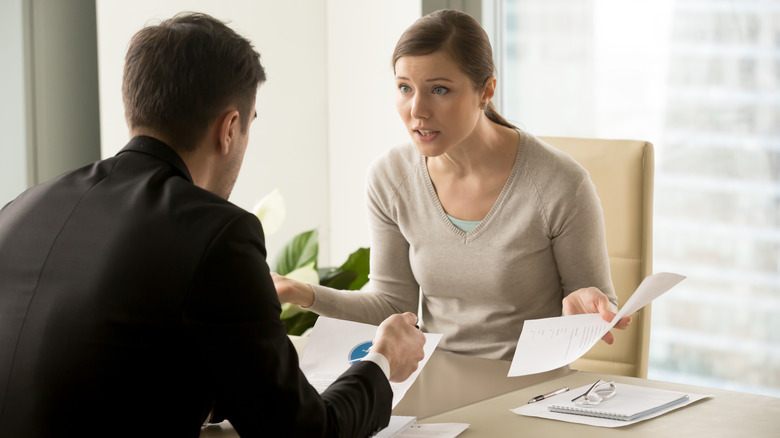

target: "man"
[0,12,425,437]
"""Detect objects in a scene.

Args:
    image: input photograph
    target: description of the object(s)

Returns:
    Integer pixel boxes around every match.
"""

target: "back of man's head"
[122,12,266,152]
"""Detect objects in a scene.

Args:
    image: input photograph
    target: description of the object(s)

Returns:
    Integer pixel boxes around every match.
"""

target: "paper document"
[394,423,469,437]
[511,382,709,427]
[375,416,416,437]
[299,316,442,408]
[375,417,468,437]
[508,272,685,376]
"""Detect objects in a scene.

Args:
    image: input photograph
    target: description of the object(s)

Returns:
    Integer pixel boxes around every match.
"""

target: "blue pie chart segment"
[348,341,373,364]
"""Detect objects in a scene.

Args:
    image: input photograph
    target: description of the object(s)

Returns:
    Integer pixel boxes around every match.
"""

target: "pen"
[527,386,569,404]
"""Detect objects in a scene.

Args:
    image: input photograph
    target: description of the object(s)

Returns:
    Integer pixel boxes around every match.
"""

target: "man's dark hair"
[122,12,266,151]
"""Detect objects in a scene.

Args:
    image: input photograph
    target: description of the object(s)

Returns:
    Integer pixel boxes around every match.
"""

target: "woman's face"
[394,51,485,157]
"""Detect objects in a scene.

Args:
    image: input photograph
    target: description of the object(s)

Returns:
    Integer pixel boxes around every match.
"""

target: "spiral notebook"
[547,383,689,422]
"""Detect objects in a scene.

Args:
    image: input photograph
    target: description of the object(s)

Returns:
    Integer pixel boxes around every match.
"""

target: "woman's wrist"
[301,282,316,308]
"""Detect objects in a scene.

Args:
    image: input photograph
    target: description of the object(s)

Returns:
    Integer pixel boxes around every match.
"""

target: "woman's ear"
[482,77,497,105]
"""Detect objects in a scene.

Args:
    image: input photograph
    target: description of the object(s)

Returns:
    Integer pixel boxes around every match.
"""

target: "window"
[493,0,780,396]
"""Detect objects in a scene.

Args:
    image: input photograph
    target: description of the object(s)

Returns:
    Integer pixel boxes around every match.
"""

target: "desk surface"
[201,350,566,437]
[392,351,571,418]
[421,370,780,437]
[202,341,780,437]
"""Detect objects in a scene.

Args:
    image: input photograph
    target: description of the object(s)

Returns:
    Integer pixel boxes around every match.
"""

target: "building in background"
[500,0,779,397]
[650,0,780,396]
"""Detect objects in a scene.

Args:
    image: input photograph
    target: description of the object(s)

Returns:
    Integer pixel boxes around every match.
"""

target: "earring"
[480,103,487,111]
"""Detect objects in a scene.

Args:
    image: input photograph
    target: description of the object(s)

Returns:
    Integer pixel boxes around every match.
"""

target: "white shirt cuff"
[362,351,390,380]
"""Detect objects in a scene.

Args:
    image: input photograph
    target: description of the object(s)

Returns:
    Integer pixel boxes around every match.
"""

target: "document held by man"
[508,272,685,376]
[299,316,443,408]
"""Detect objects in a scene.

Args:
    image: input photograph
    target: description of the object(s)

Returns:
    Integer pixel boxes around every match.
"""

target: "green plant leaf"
[338,247,370,290]
[273,229,318,275]
[283,311,320,336]
[280,302,304,320]
[271,228,370,336]
[319,268,358,290]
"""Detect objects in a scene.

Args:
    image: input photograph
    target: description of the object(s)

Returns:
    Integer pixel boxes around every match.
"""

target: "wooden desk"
[202,342,780,437]
[393,351,570,418]
[201,350,570,437]
[420,371,780,437]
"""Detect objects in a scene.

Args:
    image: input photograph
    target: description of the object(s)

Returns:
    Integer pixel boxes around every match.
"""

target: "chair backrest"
[540,136,654,378]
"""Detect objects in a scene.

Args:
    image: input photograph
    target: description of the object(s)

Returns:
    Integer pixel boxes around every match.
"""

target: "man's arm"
[184,213,393,437]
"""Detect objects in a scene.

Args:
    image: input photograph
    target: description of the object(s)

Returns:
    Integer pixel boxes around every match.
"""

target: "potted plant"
[254,190,370,335]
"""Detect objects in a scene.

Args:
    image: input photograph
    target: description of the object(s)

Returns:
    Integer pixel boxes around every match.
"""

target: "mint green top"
[309,130,616,360]
[447,215,480,233]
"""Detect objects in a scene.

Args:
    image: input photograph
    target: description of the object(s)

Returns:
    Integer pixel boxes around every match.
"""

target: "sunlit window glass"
[497,0,780,397]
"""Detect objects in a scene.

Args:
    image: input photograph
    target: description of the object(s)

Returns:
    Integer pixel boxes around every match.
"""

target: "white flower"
[285,262,319,284]
[253,188,286,236]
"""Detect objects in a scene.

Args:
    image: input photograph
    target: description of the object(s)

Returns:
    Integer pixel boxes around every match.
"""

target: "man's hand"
[562,287,631,345]
[371,313,426,382]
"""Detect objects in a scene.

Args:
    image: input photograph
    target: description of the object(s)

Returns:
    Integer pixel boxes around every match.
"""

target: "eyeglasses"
[571,379,616,406]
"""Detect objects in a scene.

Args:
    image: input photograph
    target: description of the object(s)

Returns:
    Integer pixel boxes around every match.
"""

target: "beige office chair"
[540,136,654,378]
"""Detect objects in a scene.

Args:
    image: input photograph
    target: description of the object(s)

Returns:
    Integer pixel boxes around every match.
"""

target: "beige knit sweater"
[309,130,616,360]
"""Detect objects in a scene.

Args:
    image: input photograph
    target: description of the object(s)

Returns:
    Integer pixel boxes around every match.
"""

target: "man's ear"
[217,109,241,155]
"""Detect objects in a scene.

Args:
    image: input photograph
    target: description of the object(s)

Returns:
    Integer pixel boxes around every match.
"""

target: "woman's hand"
[272,272,315,307]
[562,287,631,345]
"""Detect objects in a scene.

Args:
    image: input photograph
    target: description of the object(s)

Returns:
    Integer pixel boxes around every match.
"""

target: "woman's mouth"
[414,129,439,141]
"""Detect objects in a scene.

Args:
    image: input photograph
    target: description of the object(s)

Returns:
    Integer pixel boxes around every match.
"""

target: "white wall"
[97,0,420,267]
[326,1,420,264]
[97,1,329,265]
[0,0,27,206]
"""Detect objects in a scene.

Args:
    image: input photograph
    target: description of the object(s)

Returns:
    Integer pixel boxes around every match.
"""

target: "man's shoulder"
[168,184,259,236]
[104,150,258,239]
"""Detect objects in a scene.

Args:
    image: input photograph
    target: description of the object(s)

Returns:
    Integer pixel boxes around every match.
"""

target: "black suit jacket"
[0,136,391,437]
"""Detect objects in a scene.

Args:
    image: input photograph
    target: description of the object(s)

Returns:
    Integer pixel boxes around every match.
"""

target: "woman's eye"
[432,86,449,95]
[399,84,412,93]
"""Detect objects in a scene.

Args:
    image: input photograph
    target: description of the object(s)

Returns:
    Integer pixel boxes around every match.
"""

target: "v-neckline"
[419,131,527,240]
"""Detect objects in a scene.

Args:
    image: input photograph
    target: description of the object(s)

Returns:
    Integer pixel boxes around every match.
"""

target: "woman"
[275,10,629,360]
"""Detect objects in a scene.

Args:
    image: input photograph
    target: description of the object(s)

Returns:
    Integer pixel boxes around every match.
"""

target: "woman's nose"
[410,94,429,119]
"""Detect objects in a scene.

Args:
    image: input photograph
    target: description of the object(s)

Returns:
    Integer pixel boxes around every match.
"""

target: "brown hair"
[122,12,266,151]
[392,9,516,129]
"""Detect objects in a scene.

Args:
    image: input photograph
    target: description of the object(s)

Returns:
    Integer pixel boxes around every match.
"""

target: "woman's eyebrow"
[395,75,455,83]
